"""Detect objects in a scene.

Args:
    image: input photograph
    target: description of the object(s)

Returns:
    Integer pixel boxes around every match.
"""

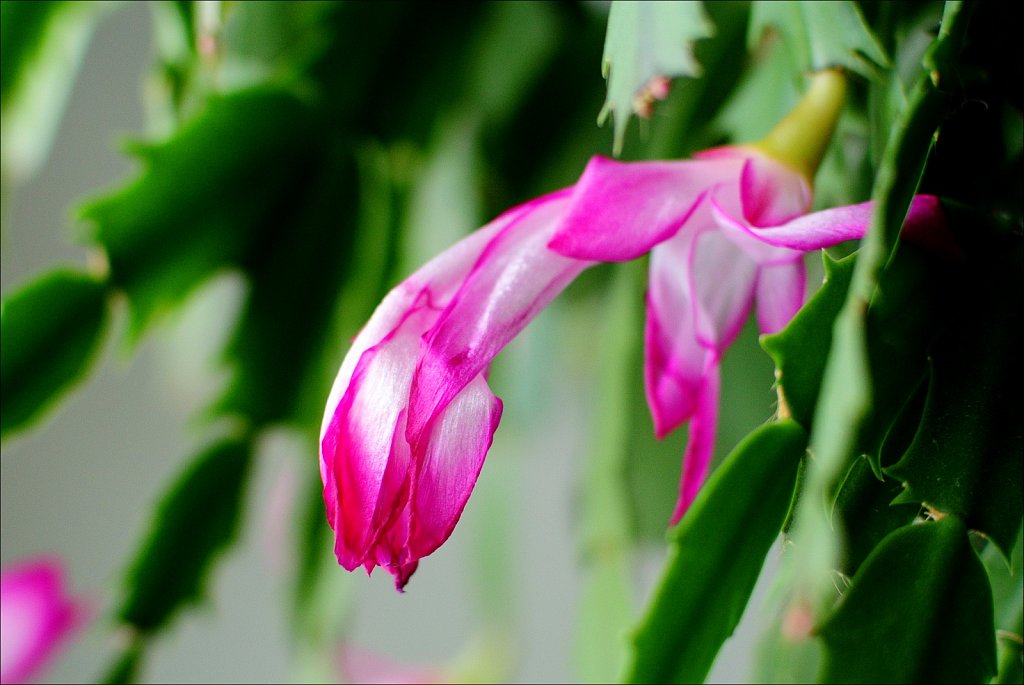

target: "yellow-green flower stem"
[750,68,847,183]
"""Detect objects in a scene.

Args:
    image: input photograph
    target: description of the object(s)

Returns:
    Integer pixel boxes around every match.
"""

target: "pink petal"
[669,354,721,525]
[406,190,585,448]
[547,155,744,261]
[714,199,876,251]
[322,302,436,571]
[408,374,503,560]
[738,154,812,227]
[709,183,804,266]
[717,194,954,253]
[1,559,84,685]
[899,195,961,257]
[755,260,808,335]
[319,197,525,464]
[687,225,759,351]
[645,231,708,438]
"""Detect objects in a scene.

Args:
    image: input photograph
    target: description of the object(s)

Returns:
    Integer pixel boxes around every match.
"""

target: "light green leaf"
[0,1,108,182]
[748,0,887,81]
[625,420,807,684]
[1,269,108,439]
[600,0,714,155]
[818,516,997,684]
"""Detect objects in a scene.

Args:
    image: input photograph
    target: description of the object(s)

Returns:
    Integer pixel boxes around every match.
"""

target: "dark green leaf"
[831,455,919,576]
[79,87,326,343]
[886,241,1023,557]
[1,269,107,439]
[99,638,144,685]
[857,243,958,473]
[213,140,361,427]
[116,436,252,632]
[780,1,966,608]
[762,252,855,429]
[625,420,807,684]
[818,516,997,684]
[984,528,1023,685]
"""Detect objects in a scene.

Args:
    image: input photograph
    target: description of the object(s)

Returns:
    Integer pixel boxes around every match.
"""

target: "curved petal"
[319,189,549,451]
[709,183,804,266]
[408,373,503,560]
[669,354,721,525]
[756,259,808,335]
[407,191,585,448]
[548,155,743,261]
[738,195,954,253]
[323,302,435,571]
[687,224,759,351]
[738,154,812,227]
[1,559,84,685]
[645,231,707,438]
[716,199,876,250]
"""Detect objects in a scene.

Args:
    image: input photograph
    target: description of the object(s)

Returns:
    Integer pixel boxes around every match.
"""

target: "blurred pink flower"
[338,643,444,684]
[319,70,949,588]
[1,558,86,684]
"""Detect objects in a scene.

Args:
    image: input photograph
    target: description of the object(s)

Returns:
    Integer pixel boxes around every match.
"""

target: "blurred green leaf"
[218,0,335,90]
[214,139,361,428]
[1,269,108,439]
[99,637,143,685]
[748,0,886,81]
[0,0,107,181]
[79,86,327,344]
[645,0,751,159]
[116,435,252,633]
[625,420,807,684]
[714,27,800,147]
[600,0,714,155]
[818,516,997,684]
[886,242,1023,558]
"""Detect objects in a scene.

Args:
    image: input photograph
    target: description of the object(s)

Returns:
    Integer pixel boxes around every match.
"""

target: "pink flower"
[320,70,949,588]
[0,558,86,684]
[320,188,590,589]
[548,150,943,524]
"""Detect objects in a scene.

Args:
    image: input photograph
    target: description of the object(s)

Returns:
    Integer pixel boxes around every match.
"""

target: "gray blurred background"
[0,3,773,682]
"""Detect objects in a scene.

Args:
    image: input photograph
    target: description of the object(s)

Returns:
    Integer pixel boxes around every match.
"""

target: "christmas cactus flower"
[320,69,949,588]
[549,70,945,522]
[0,558,85,685]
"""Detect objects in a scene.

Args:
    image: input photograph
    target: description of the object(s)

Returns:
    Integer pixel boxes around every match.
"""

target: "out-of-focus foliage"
[0,269,107,439]
[1,1,1020,683]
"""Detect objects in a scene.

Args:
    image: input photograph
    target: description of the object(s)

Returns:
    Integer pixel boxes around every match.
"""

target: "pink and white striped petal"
[548,155,744,261]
